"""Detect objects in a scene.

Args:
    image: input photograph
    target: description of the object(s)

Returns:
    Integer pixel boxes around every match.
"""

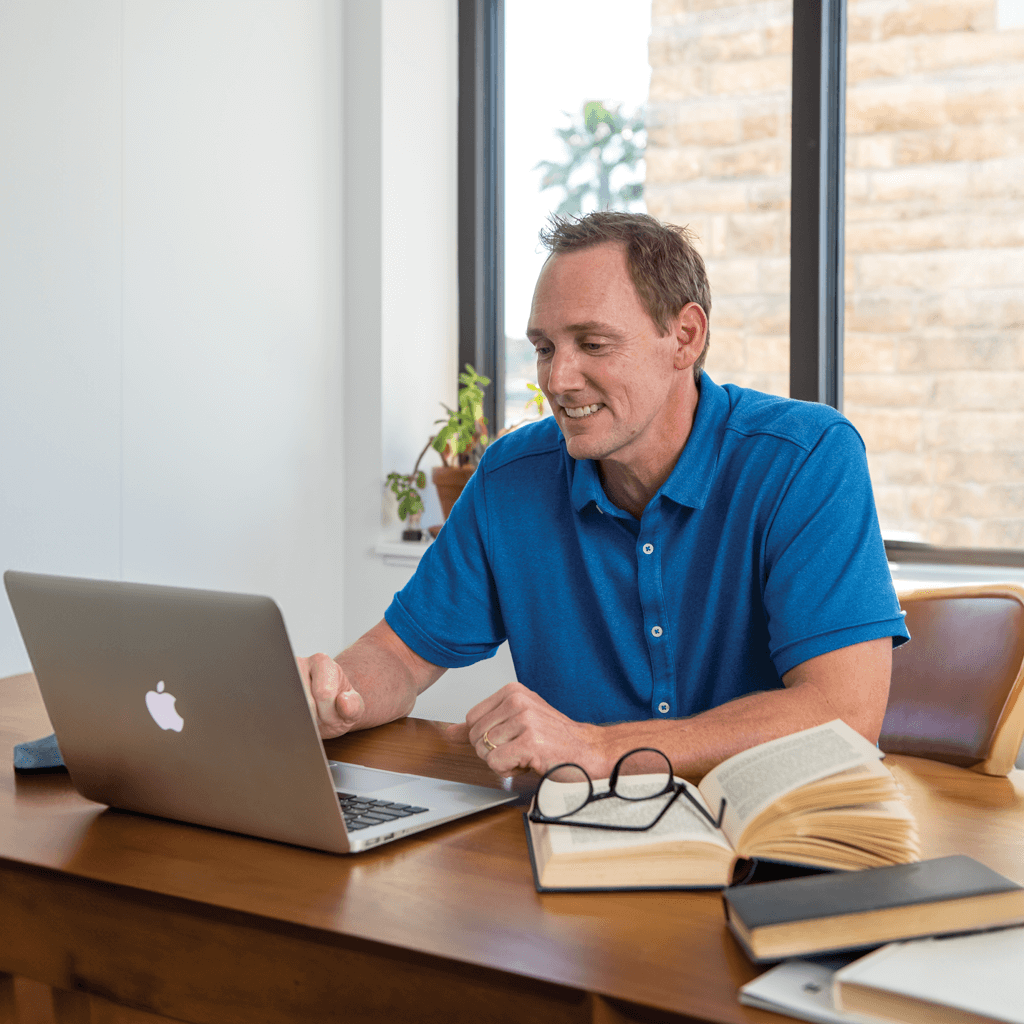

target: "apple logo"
[145,681,185,732]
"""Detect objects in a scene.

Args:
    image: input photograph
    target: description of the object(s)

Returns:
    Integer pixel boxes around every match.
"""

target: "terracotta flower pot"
[432,465,475,520]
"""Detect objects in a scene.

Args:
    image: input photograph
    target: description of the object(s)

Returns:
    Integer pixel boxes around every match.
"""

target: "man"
[301,212,908,781]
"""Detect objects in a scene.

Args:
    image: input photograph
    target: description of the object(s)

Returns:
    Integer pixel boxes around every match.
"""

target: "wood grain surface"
[2,672,1022,1024]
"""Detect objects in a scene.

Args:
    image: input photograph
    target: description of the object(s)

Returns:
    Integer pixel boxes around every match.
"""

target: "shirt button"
[658,702,670,714]
[651,625,663,638]
[642,543,654,554]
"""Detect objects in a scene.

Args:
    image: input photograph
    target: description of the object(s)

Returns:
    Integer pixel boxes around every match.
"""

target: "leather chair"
[880,584,1024,776]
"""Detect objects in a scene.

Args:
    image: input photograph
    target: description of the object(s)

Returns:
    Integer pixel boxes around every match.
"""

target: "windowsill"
[889,561,1024,591]
[373,538,433,567]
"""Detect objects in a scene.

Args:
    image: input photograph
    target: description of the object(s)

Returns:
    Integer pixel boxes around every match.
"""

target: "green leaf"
[397,491,424,521]
[433,424,455,453]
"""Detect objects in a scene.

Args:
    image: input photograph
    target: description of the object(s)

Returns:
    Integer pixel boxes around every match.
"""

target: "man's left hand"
[445,681,608,778]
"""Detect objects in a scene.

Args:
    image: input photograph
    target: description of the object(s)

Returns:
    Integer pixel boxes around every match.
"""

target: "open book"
[524,720,920,891]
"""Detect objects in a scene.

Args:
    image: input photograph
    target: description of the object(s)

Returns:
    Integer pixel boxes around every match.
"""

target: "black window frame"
[790,0,846,411]
[458,0,504,433]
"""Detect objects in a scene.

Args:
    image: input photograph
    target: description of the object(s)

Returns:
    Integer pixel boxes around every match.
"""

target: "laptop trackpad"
[329,761,417,795]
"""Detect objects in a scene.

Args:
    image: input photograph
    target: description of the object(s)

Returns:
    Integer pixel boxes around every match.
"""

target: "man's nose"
[546,345,584,394]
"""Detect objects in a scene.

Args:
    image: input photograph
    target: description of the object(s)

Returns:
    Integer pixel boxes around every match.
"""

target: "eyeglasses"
[528,747,727,833]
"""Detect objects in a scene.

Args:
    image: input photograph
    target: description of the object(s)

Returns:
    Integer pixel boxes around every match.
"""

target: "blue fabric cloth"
[13,732,66,772]
[385,375,909,725]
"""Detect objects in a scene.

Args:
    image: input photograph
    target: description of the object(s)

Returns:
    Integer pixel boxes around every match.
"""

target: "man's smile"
[562,403,604,419]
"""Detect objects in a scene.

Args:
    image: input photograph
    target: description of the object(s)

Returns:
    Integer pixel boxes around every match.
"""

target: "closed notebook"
[723,855,1024,963]
[833,927,1024,1024]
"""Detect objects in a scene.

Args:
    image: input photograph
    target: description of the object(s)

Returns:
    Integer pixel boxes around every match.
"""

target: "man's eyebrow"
[527,321,623,340]
[567,320,624,338]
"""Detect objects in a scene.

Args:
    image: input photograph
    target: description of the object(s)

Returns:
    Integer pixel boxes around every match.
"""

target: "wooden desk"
[2,672,1023,1024]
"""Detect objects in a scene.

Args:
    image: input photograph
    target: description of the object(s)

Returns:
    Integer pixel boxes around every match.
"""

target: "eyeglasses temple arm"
[682,787,727,830]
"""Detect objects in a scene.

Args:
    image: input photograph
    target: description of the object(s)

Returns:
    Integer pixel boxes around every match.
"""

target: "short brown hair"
[538,211,711,380]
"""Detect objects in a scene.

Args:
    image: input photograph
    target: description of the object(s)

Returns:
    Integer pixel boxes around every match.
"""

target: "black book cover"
[722,855,1020,930]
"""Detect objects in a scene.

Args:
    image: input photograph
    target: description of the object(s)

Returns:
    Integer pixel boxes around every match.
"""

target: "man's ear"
[672,302,708,370]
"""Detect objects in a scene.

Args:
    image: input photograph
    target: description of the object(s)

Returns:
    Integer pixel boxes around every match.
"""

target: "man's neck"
[598,458,680,520]
[598,384,701,519]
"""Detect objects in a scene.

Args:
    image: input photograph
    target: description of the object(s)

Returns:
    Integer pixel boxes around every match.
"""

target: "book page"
[698,720,884,848]
[538,775,734,856]
[739,799,920,869]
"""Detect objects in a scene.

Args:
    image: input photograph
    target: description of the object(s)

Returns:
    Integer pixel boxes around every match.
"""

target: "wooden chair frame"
[883,584,1024,777]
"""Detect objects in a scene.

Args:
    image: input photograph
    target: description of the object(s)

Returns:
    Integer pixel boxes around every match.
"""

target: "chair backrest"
[880,584,1024,776]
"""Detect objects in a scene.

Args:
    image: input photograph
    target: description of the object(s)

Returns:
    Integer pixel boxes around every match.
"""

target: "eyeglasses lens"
[536,764,591,818]
[612,750,673,801]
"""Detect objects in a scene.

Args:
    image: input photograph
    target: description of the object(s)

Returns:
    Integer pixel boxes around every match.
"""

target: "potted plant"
[386,368,545,541]
[431,364,491,520]
[386,448,430,541]
[384,366,490,541]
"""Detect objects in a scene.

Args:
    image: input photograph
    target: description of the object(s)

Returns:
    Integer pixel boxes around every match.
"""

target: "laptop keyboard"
[337,793,430,831]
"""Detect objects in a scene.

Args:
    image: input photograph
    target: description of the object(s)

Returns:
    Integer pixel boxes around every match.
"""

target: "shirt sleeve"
[384,455,507,668]
[762,421,909,678]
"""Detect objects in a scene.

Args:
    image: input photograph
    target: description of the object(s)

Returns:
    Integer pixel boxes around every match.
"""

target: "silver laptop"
[4,570,516,853]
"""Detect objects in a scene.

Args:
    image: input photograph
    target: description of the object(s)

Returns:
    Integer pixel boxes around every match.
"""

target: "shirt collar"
[568,373,729,515]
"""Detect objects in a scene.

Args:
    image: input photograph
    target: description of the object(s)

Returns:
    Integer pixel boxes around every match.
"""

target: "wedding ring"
[482,729,497,752]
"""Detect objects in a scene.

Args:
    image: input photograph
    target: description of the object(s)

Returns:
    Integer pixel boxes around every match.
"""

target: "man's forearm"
[597,685,858,783]
[334,620,446,731]
[445,638,891,781]
[594,638,892,782]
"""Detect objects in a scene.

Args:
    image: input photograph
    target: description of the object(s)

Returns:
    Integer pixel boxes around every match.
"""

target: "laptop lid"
[3,570,514,854]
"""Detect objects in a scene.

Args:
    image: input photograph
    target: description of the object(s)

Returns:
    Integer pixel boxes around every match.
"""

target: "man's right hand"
[297,653,366,738]
[297,620,446,740]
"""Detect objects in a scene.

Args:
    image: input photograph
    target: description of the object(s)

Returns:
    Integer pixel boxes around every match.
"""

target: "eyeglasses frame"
[528,746,727,833]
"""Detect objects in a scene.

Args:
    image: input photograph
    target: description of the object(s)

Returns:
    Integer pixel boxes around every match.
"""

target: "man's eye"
[534,345,553,359]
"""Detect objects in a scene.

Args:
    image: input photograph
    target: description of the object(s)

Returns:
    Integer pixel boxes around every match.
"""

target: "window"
[460,0,1024,565]
[504,0,651,428]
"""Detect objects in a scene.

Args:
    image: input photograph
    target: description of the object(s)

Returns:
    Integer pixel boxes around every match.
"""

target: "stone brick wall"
[647,0,794,398]
[646,0,1024,548]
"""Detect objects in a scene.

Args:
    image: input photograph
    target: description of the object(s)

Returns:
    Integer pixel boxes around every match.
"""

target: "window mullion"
[458,0,505,432]
[790,0,847,411]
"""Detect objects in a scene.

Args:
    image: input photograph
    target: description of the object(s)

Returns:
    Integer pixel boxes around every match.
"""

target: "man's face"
[527,242,694,470]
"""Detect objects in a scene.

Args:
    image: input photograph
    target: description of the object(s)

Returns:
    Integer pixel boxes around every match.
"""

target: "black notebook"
[723,854,1024,963]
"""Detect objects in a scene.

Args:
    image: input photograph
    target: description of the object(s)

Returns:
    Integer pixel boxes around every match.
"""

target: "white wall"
[380,2,458,530]
[0,0,345,671]
[0,0,513,722]
[1,2,124,603]
[350,0,517,721]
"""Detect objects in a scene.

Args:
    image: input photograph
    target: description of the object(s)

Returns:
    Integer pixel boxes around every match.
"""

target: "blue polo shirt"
[385,375,908,725]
